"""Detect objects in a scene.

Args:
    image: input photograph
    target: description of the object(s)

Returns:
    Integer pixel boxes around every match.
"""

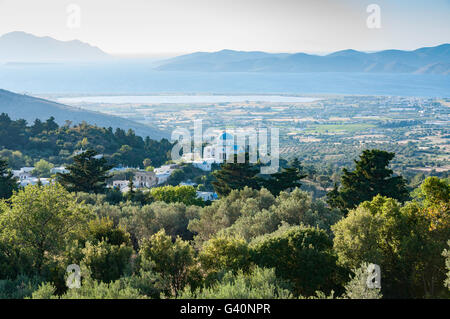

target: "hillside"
[156,44,450,74]
[0,31,111,62]
[0,89,168,140]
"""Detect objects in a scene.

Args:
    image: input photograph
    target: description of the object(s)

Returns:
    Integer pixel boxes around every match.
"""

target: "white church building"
[181,131,245,171]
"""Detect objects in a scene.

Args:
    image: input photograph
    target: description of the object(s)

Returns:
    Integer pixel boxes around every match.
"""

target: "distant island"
[156,45,450,75]
[1,31,448,75]
[0,31,111,62]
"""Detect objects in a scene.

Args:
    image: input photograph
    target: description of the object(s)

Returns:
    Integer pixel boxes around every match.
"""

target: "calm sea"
[0,62,448,97]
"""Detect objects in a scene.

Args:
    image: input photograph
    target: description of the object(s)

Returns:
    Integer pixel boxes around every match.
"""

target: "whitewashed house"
[112,171,157,192]
[51,166,69,174]
[112,180,129,190]
[134,171,157,188]
[192,160,213,171]
[19,177,50,187]
[12,167,34,180]
[196,191,218,201]
[154,164,178,184]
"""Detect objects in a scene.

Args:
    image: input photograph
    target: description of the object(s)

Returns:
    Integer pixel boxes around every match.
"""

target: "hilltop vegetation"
[0,89,167,139]
[0,146,448,299]
[0,113,172,169]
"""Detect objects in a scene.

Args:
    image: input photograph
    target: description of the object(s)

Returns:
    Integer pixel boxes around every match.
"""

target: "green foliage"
[30,282,57,299]
[0,183,91,276]
[0,149,32,169]
[0,113,173,168]
[84,218,131,246]
[261,163,306,196]
[414,177,450,231]
[0,157,18,199]
[199,236,251,284]
[32,159,54,178]
[121,201,200,244]
[189,187,342,245]
[273,188,343,232]
[342,263,382,299]
[327,149,409,212]
[139,230,195,297]
[122,270,164,299]
[212,153,261,197]
[443,241,450,291]
[31,277,143,299]
[81,241,133,283]
[178,267,293,299]
[219,209,280,243]
[0,275,44,299]
[126,177,135,201]
[62,218,133,283]
[104,187,124,204]
[0,146,447,300]
[188,187,276,244]
[332,193,449,298]
[251,225,341,297]
[150,185,204,206]
[57,149,113,193]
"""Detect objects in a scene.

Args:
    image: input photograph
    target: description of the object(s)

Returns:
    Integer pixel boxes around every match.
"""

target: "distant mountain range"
[0,89,167,140]
[0,31,111,62]
[156,45,450,74]
[1,31,448,74]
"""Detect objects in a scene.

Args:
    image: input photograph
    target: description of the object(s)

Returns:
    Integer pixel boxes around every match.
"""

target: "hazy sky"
[0,0,449,55]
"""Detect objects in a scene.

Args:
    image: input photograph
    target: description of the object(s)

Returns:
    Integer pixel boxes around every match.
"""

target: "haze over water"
[0,62,448,97]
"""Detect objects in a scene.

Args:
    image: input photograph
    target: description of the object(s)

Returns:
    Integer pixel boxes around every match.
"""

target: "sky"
[0,0,449,56]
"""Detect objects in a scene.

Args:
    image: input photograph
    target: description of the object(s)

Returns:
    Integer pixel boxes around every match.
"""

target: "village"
[9,131,249,202]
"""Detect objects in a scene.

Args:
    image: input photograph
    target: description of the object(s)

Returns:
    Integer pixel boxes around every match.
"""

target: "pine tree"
[212,153,261,197]
[289,157,303,171]
[262,165,307,196]
[327,149,409,212]
[57,149,112,193]
[0,157,18,199]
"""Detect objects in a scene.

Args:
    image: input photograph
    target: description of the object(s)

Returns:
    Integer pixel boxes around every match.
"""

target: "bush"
[251,225,342,297]
[31,277,143,299]
[82,241,133,283]
[139,230,195,297]
[0,275,44,299]
[342,263,382,299]
[199,236,251,284]
[150,185,204,206]
[443,241,450,291]
[178,267,293,299]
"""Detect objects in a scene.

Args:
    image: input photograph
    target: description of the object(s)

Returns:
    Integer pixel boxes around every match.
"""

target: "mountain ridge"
[0,89,168,140]
[156,44,450,74]
[0,31,111,62]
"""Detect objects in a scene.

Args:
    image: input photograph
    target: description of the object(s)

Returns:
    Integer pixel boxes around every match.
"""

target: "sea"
[0,61,448,97]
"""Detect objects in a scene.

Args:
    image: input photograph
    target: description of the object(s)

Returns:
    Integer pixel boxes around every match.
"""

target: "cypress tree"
[0,157,18,199]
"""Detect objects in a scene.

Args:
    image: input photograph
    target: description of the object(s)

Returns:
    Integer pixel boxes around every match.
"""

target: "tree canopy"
[57,149,113,194]
[327,149,409,212]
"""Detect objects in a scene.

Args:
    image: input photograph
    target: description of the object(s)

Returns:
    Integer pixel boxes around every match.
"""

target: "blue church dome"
[218,132,234,140]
